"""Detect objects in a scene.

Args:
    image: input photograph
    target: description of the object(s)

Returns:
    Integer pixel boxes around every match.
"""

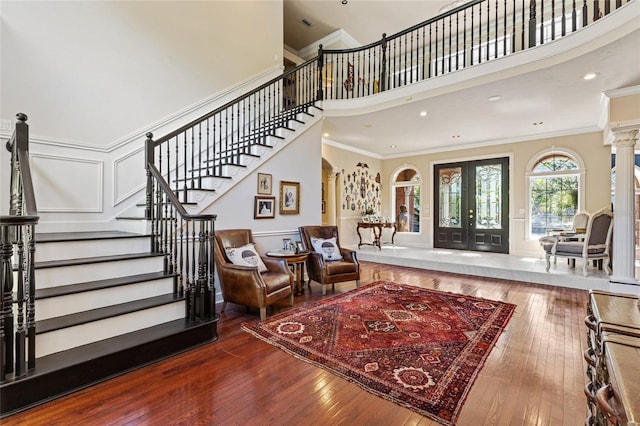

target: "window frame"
[391,165,422,234]
[525,148,585,239]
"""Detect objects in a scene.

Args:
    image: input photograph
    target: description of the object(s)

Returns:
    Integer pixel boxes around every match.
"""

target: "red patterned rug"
[242,281,516,425]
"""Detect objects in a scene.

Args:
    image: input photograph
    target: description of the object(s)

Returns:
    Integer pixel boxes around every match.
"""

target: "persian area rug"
[242,281,516,425]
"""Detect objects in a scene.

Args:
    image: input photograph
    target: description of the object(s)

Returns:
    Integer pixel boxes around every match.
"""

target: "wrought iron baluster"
[15,226,25,377]
[27,223,35,369]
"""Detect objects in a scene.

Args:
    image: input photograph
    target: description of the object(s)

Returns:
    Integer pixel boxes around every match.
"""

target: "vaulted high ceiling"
[283,1,640,158]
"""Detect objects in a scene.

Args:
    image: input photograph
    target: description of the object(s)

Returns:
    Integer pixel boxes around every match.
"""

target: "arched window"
[528,151,583,238]
[392,167,421,233]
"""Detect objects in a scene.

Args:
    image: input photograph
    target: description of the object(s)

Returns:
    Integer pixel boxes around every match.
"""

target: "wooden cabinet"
[585,290,640,425]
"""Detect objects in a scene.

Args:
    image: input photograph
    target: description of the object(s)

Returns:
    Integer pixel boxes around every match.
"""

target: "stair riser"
[35,257,165,288]
[35,301,185,357]
[35,277,175,320]
[36,237,151,262]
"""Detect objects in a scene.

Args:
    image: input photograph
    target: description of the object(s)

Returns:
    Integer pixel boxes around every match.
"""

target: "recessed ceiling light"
[452,135,461,139]
[583,73,597,80]
[420,111,427,117]
[533,121,543,126]
[488,95,501,102]
[323,133,329,137]
[389,145,397,148]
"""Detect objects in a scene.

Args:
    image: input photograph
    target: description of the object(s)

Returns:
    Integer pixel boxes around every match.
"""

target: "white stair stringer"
[114,104,322,226]
[35,301,185,357]
[175,105,322,211]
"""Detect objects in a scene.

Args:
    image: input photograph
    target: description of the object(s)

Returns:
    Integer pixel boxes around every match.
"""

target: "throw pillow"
[310,237,343,261]
[225,243,268,273]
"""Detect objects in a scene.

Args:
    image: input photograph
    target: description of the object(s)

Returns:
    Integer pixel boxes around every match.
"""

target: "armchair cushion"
[310,236,343,261]
[225,242,268,273]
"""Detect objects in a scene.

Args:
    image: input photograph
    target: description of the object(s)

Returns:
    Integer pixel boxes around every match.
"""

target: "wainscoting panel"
[113,147,145,206]
[31,154,103,212]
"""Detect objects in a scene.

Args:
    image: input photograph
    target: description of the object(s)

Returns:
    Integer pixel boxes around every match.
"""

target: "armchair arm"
[261,256,291,274]
[339,248,358,264]
[216,262,268,304]
[305,251,326,281]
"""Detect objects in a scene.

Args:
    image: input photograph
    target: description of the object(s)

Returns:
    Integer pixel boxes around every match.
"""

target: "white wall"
[209,121,324,252]
[0,1,283,220]
[0,1,283,147]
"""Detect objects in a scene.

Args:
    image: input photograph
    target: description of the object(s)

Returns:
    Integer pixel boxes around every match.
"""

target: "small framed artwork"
[257,173,272,195]
[254,196,275,219]
[280,181,300,215]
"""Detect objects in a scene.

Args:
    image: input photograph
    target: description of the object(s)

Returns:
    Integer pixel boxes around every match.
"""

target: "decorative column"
[327,170,338,226]
[610,126,638,286]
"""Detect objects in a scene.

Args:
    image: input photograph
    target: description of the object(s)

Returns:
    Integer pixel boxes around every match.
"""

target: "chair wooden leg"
[289,293,294,306]
[356,280,360,288]
[582,258,589,276]
[545,254,551,272]
[260,307,267,321]
[322,284,327,296]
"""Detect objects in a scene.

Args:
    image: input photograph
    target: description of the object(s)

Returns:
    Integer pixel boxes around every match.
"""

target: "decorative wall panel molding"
[113,147,145,206]
[31,154,103,213]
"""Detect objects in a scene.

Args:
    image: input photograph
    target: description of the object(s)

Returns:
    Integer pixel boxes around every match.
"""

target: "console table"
[356,221,396,250]
[584,290,640,425]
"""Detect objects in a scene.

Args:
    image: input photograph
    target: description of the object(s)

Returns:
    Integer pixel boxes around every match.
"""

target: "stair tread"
[31,318,213,374]
[35,252,164,269]
[35,271,176,299]
[36,231,149,243]
[36,293,183,334]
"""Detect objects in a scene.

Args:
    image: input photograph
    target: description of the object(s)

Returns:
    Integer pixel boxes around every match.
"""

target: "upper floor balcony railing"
[319,0,632,99]
[147,0,632,204]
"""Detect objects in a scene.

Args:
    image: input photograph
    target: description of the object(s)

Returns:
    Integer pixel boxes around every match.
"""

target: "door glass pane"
[438,167,462,228]
[395,185,420,232]
[475,164,502,229]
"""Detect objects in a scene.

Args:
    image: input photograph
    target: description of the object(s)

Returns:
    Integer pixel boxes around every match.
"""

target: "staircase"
[1,101,323,417]
[0,229,218,416]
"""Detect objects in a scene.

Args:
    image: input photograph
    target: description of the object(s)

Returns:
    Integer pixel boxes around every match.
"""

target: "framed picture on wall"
[257,173,272,195]
[279,181,300,215]
[254,196,275,219]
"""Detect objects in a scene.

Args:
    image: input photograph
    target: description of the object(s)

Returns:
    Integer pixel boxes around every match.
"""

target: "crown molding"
[297,29,362,60]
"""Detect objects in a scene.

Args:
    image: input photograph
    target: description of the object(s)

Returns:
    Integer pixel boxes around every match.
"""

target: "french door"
[434,157,509,253]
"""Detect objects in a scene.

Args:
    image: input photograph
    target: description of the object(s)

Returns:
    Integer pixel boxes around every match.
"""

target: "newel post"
[144,133,154,221]
[380,33,388,92]
[528,1,537,48]
[317,45,324,101]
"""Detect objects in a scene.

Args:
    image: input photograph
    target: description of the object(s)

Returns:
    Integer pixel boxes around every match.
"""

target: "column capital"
[610,125,639,148]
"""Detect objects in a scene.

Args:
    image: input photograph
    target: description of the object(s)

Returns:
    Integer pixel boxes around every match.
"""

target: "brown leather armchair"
[214,229,294,320]
[298,225,360,295]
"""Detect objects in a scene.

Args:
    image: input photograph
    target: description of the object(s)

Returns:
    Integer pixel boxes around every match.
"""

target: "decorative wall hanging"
[280,181,300,215]
[257,173,272,195]
[254,196,275,219]
[341,163,381,215]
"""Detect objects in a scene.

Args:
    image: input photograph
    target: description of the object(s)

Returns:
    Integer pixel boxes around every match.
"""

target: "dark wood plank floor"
[3,261,589,425]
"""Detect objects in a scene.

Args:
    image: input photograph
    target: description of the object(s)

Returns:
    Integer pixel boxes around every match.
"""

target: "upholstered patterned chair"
[539,211,590,264]
[298,225,360,295]
[542,208,613,276]
[214,229,294,320]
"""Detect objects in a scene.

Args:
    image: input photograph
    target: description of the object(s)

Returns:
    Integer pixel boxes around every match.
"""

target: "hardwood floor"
[3,261,589,425]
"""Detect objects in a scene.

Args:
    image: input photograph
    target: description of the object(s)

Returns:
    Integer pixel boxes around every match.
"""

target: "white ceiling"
[283,1,640,158]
